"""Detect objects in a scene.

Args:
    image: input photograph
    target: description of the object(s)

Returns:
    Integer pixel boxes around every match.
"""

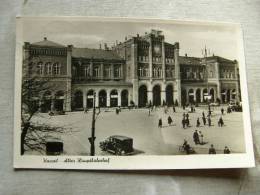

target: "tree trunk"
[21,122,30,155]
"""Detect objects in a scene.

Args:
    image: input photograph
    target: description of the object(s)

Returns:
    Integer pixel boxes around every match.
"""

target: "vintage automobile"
[99,135,134,155]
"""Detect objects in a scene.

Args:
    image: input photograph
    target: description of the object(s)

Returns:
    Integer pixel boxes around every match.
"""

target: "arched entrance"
[138,85,147,107]
[221,89,226,103]
[166,85,173,106]
[87,90,94,108]
[188,89,194,104]
[99,90,107,107]
[153,85,161,106]
[196,89,201,103]
[110,90,118,107]
[181,89,187,106]
[74,90,83,110]
[41,90,52,112]
[121,90,128,107]
[210,88,215,102]
[227,89,231,102]
[203,88,208,102]
[54,91,64,111]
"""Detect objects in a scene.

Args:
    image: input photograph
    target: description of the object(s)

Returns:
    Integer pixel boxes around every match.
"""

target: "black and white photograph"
[14,17,254,169]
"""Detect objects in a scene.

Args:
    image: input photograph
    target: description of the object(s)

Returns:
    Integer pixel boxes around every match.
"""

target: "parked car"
[100,135,134,155]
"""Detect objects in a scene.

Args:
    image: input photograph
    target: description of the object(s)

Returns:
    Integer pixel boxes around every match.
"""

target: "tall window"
[53,63,60,75]
[45,62,52,75]
[84,65,90,77]
[37,62,44,75]
[104,67,111,78]
[114,66,121,78]
[93,66,100,77]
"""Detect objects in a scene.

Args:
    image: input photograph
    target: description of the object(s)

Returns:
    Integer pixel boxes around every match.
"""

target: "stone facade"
[22,30,240,112]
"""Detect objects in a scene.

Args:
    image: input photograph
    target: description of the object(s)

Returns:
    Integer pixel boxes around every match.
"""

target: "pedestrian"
[193,130,200,145]
[158,118,162,128]
[218,117,224,127]
[182,117,186,129]
[196,118,200,127]
[221,108,224,115]
[184,143,191,154]
[186,113,189,119]
[148,108,151,116]
[202,116,206,126]
[183,112,186,118]
[172,105,176,113]
[202,111,205,118]
[199,131,204,144]
[186,117,190,127]
[208,117,211,127]
[224,146,231,154]
[209,144,216,154]
[167,116,173,126]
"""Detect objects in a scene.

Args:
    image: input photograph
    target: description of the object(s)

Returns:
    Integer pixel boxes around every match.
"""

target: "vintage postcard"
[14,17,255,169]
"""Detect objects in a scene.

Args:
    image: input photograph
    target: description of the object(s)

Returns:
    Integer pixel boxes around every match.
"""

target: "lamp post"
[202,46,211,113]
[88,92,96,156]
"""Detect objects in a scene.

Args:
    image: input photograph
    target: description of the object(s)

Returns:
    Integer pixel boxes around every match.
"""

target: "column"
[107,90,110,107]
[90,61,93,77]
[118,90,122,106]
[162,39,166,82]
[95,92,99,107]
[67,45,72,77]
[194,88,197,102]
[83,90,87,109]
[51,99,55,111]
[149,36,153,81]
[131,43,139,106]
[100,62,104,80]
[161,83,166,105]
[186,89,189,103]
[173,42,181,105]
[201,89,204,103]
[111,64,114,80]
[147,91,153,105]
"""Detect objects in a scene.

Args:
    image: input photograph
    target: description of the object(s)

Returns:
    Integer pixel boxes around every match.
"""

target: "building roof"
[31,37,65,48]
[179,56,202,65]
[72,48,123,60]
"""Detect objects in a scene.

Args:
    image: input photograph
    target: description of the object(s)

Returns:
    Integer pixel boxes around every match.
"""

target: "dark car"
[100,135,134,155]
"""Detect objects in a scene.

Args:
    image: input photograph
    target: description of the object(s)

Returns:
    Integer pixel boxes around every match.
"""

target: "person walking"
[172,105,176,113]
[208,116,211,127]
[224,146,231,154]
[167,116,173,126]
[221,108,224,115]
[199,131,204,144]
[182,117,186,129]
[202,111,205,118]
[209,144,216,154]
[158,118,162,128]
[218,116,224,127]
[193,130,200,145]
[202,116,206,126]
[196,118,200,127]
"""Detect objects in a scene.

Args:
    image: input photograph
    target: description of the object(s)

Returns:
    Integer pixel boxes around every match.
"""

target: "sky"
[22,17,241,60]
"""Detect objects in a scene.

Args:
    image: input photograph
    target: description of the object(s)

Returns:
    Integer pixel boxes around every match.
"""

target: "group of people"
[181,113,190,128]
[192,130,204,145]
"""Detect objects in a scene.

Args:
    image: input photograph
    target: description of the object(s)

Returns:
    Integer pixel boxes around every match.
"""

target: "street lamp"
[88,92,97,156]
[202,46,211,114]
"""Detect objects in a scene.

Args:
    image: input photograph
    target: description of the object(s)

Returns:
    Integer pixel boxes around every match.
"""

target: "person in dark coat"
[186,118,190,127]
[196,118,200,127]
[208,117,211,127]
[172,105,176,113]
[167,116,173,126]
[209,144,216,154]
[186,113,189,119]
[193,130,200,145]
[158,118,162,128]
[218,117,224,127]
[221,108,224,115]
[202,111,205,118]
[183,112,186,118]
[182,117,186,129]
[202,116,206,126]
[224,146,231,154]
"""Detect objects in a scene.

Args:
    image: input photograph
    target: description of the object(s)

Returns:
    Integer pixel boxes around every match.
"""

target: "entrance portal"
[138,85,147,107]
[166,85,173,106]
[153,85,161,106]
[99,90,107,107]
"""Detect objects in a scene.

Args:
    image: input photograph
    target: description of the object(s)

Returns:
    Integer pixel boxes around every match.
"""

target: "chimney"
[104,43,108,50]
[137,34,139,37]
[99,44,102,50]
[125,36,127,41]
[44,37,47,41]
[185,53,188,57]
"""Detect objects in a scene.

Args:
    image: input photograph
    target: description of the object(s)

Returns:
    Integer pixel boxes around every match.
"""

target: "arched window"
[45,62,52,75]
[37,62,44,75]
[53,63,60,75]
